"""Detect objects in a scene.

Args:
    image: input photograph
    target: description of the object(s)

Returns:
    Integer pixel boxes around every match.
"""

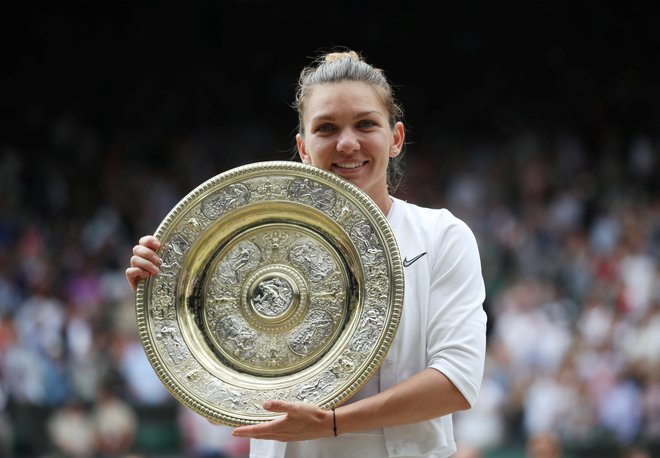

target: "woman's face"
[296,81,404,213]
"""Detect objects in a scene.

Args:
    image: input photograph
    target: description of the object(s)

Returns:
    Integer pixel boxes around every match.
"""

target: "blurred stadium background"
[1,2,659,457]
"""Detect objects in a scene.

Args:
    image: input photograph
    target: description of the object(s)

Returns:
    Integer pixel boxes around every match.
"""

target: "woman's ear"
[296,133,311,164]
[390,122,405,158]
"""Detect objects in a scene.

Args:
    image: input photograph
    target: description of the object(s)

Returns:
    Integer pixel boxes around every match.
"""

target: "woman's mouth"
[333,161,365,170]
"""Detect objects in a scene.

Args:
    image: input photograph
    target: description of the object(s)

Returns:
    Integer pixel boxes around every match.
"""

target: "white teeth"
[335,162,362,169]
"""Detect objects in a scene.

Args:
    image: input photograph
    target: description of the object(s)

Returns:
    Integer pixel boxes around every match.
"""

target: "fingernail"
[263,401,271,409]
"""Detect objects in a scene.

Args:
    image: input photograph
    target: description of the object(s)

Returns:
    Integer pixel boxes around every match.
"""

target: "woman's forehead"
[304,82,387,116]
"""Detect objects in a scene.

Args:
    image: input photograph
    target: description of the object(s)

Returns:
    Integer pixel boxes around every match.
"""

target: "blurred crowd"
[0,108,658,457]
[437,131,660,458]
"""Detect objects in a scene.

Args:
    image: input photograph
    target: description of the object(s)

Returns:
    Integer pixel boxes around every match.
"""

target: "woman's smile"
[333,161,366,169]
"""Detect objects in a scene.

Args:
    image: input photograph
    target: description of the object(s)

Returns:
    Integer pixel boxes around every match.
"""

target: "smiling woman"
[127,49,488,458]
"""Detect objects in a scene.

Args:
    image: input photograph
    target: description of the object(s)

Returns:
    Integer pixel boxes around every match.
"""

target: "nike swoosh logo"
[403,252,427,267]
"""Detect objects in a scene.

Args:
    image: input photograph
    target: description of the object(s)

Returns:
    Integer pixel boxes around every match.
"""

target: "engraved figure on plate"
[201,183,251,219]
[288,309,335,356]
[156,322,187,365]
[252,277,293,317]
[159,233,190,277]
[288,239,334,281]
[217,241,261,284]
[350,220,384,266]
[293,371,337,402]
[216,316,258,359]
[288,178,335,211]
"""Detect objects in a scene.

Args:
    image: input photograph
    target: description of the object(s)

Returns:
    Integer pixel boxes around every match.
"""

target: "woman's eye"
[315,124,335,133]
[357,120,376,128]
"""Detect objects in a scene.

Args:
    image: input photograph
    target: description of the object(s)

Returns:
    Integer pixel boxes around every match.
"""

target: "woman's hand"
[232,400,334,442]
[231,369,469,442]
[126,235,161,291]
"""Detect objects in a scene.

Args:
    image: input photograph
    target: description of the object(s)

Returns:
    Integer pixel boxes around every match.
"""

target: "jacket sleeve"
[426,210,487,407]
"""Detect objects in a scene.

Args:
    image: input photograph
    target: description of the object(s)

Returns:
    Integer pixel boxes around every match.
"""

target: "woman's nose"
[336,129,359,153]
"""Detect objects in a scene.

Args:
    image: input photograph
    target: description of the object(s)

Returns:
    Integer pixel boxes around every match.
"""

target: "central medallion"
[242,266,307,332]
[251,275,295,318]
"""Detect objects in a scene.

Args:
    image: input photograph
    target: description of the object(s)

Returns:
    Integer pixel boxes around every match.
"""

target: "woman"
[127,50,487,458]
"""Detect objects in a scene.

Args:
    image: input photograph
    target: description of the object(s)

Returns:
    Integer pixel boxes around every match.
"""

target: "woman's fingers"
[262,400,293,413]
[125,235,162,291]
[131,244,161,272]
[139,235,161,250]
[125,266,152,291]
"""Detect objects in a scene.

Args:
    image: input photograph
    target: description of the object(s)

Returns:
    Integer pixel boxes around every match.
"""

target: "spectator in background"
[47,400,95,458]
[91,384,139,456]
[526,432,562,458]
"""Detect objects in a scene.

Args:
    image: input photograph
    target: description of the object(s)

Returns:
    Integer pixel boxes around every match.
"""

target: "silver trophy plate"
[135,161,403,426]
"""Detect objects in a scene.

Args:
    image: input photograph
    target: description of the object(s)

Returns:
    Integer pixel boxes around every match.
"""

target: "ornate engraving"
[350,220,381,260]
[178,214,205,241]
[293,371,337,402]
[201,183,251,219]
[288,309,335,356]
[151,276,176,321]
[238,265,306,334]
[253,178,289,200]
[159,233,190,276]
[216,241,261,285]
[185,369,203,383]
[212,383,256,412]
[262,230,289,250]
[288,238,334,281]
[252,277,294,317]
[288,178,336,211]
[156,322,187,365]
[330,197,354,224]
[349,305,388,356]
[216,316,258,359]
[330,356,357,379]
